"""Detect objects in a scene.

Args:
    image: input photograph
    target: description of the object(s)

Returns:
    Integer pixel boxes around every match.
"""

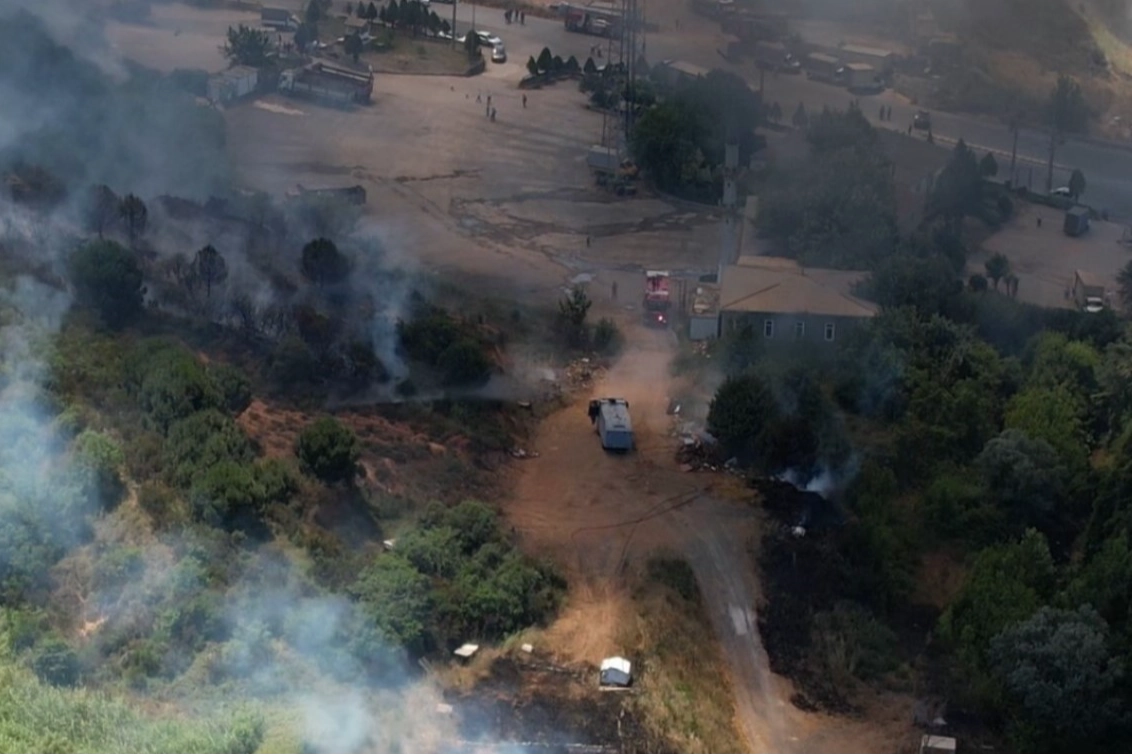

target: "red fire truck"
[643,270,671,327]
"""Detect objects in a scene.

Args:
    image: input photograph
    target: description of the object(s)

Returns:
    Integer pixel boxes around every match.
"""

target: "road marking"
[926,131,1073,172]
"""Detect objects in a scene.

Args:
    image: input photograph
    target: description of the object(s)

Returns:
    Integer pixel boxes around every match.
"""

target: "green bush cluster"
[353,500,564,652]
[397,306,492,386]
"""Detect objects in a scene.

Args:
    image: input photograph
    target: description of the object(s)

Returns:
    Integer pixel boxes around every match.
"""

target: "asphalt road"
[448,4,1132,218]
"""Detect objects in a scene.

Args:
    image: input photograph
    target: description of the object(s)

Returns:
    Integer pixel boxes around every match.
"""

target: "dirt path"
[506,315,805,751]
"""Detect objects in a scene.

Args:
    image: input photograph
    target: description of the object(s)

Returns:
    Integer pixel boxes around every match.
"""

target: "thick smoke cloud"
[0,4,229,200]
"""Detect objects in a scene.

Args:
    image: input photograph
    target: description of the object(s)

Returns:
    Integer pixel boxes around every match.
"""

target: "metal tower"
[598,0,646,156]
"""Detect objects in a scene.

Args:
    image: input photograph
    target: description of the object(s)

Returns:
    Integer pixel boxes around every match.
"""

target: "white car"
[1052,186,1072,197]
[491,44,507,63]
[1085,295,1105,313]
[475,30,503,47]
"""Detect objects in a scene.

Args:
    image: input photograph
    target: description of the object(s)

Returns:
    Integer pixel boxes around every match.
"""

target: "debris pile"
[564,357,604,387]
[510,447,540,460]
[673,421,722,471]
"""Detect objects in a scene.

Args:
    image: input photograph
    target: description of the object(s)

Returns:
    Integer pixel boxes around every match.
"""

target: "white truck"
[588,398,634,452]
[261,7,300,31]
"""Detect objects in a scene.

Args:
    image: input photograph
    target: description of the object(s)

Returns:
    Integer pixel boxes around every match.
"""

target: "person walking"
[522,94,527,108]
[611,280,618,300]
[490,107,497,121]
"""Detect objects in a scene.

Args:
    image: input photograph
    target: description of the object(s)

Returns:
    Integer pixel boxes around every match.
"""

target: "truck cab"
[643,270,672,328]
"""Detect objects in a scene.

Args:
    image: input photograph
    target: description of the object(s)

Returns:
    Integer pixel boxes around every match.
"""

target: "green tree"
[707,374,778,461]
[72,429,126,510]
[630,100,703,191]
[188,460,266,526]
[1064,532,1132,625]
[557,286,592,346]
[299,238,351,287]
[304,0,324,24]
[438,338,491,386]
[353,555,433,651]
[526,55,539,76]
[117,193,148,246]
[975,429,1067,531]
[192,244,228,299]
[163,409,255,489]
[1004,385,1088,467]
[1068,168,1087,200]
[68,240,145,328]
[367,1,378,20]
[344,31,363,63]
[536,46,553,72]
[989,606,1125,751]
[208,362,253,415]
[295,416,360,485]
[31,638,80,687]
[938,530,1056,675]
[83,184,119,238]
[464,30,481,59]
[931,139,1000,227]
[791,101,809,129]
[136,351,222,433]
[222,24,273,67]
[984,252,1011,290]
[979,151,998,178]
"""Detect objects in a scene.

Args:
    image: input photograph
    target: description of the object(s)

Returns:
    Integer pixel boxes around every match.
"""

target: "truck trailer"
[563,3,623,37]
[279,62,374,105]
[588,398,634,451]
[1072,269,1106,312]
[262,7,300,31]
[805,53,843,83]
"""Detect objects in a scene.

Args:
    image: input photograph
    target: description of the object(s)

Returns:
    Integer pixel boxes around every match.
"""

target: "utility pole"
[1009,122,1019,184]
[1046,130,1057,193]
[451,0,457,49]
[472,0,476,31]
[718,140,740,282]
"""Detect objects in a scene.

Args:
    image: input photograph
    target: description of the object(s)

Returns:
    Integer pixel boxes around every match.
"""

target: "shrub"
[295,417,360,485]
[71,429,126,509]
[188,460,266,526]
[438,338,492,386]
[68,240,144,328]
[592,317,622,355]
[163,409,256,489]
[352,555,433,653]
[31,637,80,687]
[136,350,222,433]
[208,362,253,415]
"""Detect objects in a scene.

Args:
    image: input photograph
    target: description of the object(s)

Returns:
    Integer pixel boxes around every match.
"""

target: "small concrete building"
[686,283,721,341]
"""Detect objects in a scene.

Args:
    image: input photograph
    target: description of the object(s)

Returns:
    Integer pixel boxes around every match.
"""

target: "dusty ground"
[105,3,920,750]
[974,203,1131,310]
[504,303,917,752]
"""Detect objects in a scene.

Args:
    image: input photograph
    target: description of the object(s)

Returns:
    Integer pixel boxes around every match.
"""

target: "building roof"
[663,60,711,78]
[1076,269,1105,287]
[840,44,896,59]
[844,62,875,72]
[808,53,840,64]
[720,260,878,318]
[344,17,368,28]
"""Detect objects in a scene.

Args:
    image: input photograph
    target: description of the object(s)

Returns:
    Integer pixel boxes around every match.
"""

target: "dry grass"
[618,566,746,754]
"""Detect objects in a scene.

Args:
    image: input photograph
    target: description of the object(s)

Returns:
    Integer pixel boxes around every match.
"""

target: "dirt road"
[507,314,803,752]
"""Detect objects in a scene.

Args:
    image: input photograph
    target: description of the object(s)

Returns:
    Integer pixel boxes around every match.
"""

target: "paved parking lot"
[974,204,1132,309]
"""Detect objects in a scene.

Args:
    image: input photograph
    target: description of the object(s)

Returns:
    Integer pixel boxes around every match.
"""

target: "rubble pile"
[563,357,605,387]
[672,420,723,471]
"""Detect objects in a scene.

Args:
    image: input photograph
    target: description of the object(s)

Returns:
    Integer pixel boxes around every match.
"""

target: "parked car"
[913,110,932,130]
[475,30,503,47]
[1052,186,1072,197]
[491,44,507,63]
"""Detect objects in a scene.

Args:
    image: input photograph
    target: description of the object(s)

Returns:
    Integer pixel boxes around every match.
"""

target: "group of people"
[504,9,525,24]
[877,105,893,121]
[474,91,528,120]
